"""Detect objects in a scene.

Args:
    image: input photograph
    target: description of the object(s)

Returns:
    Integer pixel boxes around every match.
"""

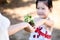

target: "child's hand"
[24,23,35,32]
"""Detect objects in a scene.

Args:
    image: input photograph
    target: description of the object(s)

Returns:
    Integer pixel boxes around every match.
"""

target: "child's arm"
[8,22,34,36]
[34,18,46,28]
[44,20,54,28]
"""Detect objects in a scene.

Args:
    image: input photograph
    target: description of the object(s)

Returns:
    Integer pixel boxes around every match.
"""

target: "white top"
[29,18,52,40]
[0,13,10,40]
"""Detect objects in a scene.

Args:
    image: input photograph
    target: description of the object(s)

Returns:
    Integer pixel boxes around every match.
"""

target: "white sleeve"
[0,14,10,40]
[0,14,11,29]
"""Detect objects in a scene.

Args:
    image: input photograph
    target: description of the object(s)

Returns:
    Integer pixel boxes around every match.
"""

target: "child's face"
[37,1,50,19]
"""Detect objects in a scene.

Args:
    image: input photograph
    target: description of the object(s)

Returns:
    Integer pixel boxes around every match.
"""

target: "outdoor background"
[0,0,60,40]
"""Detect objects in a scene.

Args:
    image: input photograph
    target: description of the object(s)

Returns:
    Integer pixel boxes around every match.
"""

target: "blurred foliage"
[24,14,34,26]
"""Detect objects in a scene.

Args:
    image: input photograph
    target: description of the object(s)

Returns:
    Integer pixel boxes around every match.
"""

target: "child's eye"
[42,8,45,10]
[37,7,45,10]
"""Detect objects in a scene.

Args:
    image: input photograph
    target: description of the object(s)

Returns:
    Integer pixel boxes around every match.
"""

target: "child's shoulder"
[34,17,39,22]
[33,17,43,26]
[33,17,39,24]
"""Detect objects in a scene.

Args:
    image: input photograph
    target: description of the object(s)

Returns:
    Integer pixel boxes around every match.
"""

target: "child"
[29,0,54,40]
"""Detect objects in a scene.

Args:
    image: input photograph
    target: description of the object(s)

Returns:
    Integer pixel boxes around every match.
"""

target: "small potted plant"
[24,14,34,27]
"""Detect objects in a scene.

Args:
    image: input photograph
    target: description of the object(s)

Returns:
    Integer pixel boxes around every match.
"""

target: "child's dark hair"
[36,0,53,9]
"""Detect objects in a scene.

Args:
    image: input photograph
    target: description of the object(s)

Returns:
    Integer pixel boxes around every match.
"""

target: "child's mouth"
[38,13,45,15]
